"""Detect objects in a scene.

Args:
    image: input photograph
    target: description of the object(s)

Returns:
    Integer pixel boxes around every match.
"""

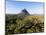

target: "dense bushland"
[5,14,44,34]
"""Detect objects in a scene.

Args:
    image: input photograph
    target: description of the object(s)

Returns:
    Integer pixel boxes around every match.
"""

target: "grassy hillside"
[5,14,44,34]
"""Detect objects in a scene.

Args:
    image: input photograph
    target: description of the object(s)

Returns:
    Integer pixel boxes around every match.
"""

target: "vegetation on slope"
[5,14,44,34]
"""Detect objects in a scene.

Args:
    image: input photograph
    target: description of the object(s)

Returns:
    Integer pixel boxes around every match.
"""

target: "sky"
[6,0,44,15]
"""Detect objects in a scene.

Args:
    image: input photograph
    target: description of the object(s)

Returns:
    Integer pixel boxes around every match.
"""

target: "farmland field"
[5,14,44,34]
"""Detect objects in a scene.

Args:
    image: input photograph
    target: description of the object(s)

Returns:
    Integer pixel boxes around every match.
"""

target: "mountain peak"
[21,8,29,15]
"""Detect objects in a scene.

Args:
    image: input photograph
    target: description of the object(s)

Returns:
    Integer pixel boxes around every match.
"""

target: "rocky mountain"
[20,9,30,15]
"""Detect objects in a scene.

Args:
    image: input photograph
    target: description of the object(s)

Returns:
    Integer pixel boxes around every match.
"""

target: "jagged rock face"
[21,9,30,15]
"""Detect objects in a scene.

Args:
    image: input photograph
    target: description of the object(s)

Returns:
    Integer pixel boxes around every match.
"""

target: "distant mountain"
[6,9,30,15]
[21,9,30,15]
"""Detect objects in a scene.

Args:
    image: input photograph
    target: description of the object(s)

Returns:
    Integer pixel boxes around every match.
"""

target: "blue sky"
[6,0,44,14]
